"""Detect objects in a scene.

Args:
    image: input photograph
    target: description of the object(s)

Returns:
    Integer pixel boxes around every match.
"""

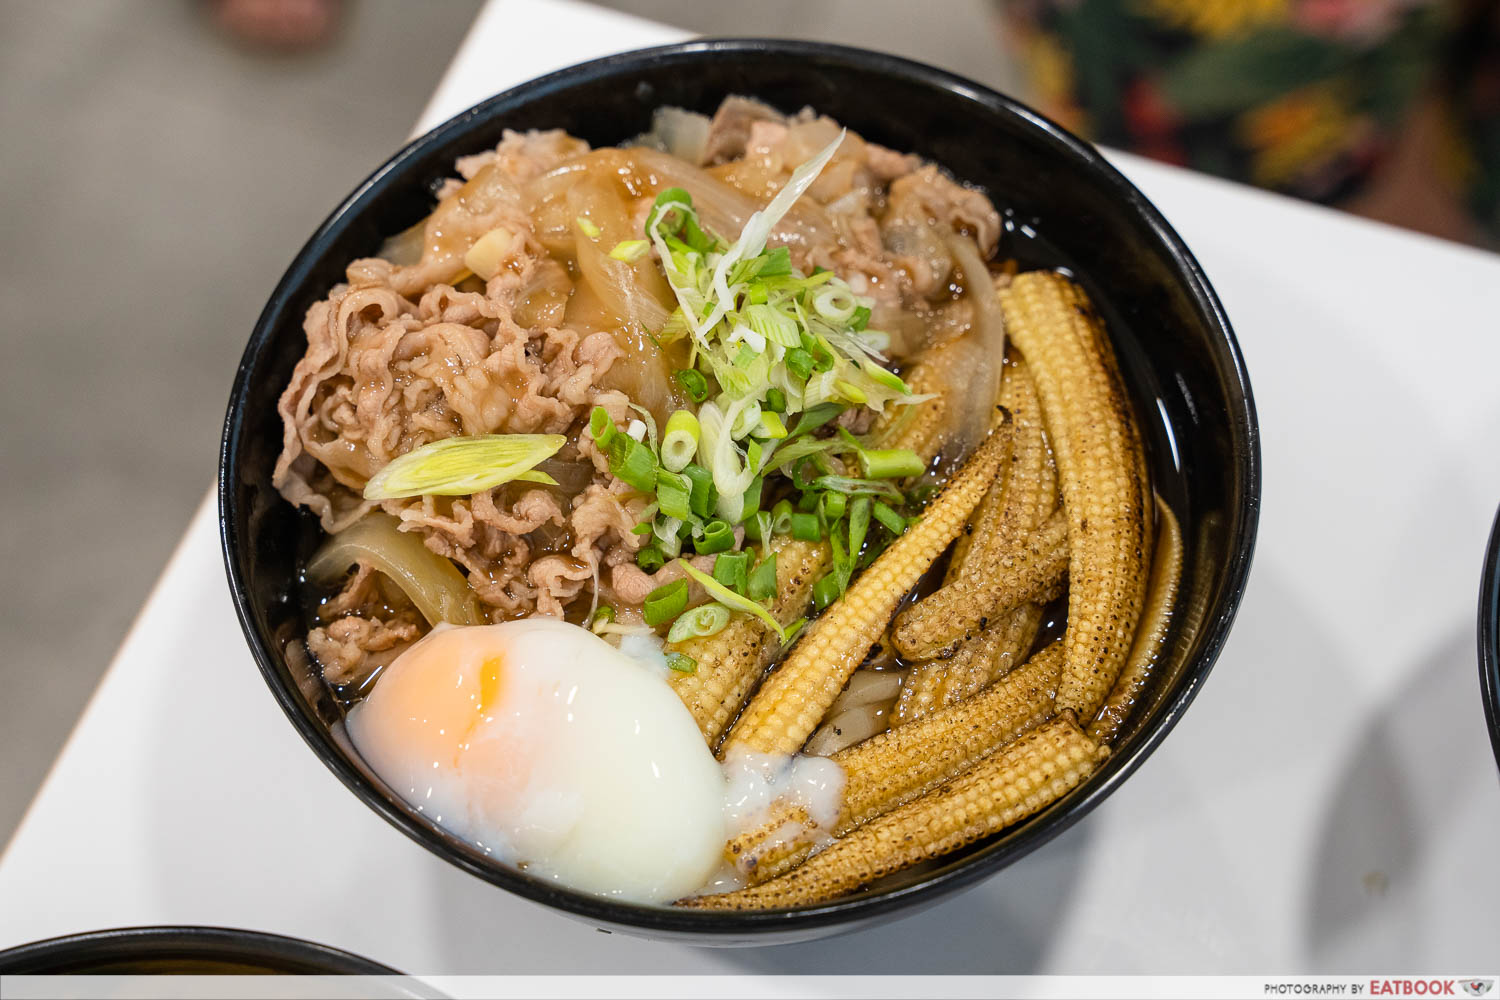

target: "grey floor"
[0,0,1009,847]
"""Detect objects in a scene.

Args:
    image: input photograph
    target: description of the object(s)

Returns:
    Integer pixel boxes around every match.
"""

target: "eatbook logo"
[1462,981,1494,997]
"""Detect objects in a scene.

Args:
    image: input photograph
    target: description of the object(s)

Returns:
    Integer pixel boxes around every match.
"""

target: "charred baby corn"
[720,419,1014,757]
[1088,496,1182,745]
[999,271,1150,720]
[726,643,1064,883]
[688,712,1105,908]
[892,600,1046,726]
[890,509,1069,660]
[669,536,828,746]
[943,357,1056,584]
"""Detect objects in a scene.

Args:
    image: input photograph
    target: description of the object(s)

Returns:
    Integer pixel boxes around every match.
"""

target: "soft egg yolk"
[346,619,726,903]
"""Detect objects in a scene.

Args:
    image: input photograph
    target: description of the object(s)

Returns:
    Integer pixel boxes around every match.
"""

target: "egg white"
[347,619,726,903]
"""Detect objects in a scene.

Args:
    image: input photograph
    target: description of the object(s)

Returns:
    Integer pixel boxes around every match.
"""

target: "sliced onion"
[805,705,889,757]
[307,513,485,627]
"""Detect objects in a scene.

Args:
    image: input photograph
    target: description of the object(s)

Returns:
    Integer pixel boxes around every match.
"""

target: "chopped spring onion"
[682,464,715,519]
[851,304,872,331]
[589,605,616,634]
[812,286,859,324]
[790,511,822,542]
[848,496,871,558]
[696,519,735,554]
[821,490,847,523]
[666,602,731,643]
[609,239,651,262]
[612,437,659,492]
[764,387,787,413]
[674,368,710,402]
[859,448,926,480]
[746,553,778,601]
[665,651,698,674]
[655,470,693,522]
[575,215,601,238]
[872,500,907,535]
[676,560,789,641]
[643,578,690,627]
[785,347,814,381]
[812,571,843,611]
[712,551,750,594]
[661,410,701,473]
[834,379,868,405]
[626,419,648,442]
[691,131,845,340]
[756,411,788,439]
[636,544,665,574]
[812,475,904,501]
[362,434,566,501]
[769,498,795,536]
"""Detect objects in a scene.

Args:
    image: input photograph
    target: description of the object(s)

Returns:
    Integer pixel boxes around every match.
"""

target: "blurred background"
[1,0,1494,844]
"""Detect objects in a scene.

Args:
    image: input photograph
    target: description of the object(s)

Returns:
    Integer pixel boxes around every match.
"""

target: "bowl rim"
[1477,506,1500,772]
[219,37,1261,936]
[0,925,400,975]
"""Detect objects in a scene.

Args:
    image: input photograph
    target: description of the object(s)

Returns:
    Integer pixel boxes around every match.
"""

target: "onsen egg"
[346,619,726,903]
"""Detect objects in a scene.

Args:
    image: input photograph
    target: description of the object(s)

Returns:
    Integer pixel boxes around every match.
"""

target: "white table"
[4,0,1498,977]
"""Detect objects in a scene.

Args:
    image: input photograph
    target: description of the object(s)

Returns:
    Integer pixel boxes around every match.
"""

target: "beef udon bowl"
[220,40,1259,943]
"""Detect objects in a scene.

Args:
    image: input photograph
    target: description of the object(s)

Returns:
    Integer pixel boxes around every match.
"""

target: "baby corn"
[1088,496,1182,745]
[890,363,1064,661]
[727,643,1063,883]
[944,358,1055,584]
[890,509,1069,660]
[1000,271,1149,720]
[689,712,1105,908]
[668,536,827,747]
[893,600,1045,726]
[720,418,1014,757]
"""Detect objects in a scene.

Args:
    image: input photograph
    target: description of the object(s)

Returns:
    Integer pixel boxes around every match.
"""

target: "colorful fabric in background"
[997,0,1500,243]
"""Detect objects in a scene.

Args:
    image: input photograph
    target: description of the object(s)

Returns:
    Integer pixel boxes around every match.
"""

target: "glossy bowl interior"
[1477,505,1500,773]
[220,40,1259,944]
[0,926,399,975]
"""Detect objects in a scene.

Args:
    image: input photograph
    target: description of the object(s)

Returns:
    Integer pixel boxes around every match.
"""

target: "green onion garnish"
[674,368,710,402]
[785,347,814,381]
[712,551,750,594]
[696,519,735,554]
[812,572,843,611]
[362,434,566,501]
[769,498,795,536]
[666,602,730,643]
[764,387,787,413]
[611,437,659,492]
[859,447,925,480]
[756,411,788,439]
[746,553,778,601]
[848,496,871,559]
[682,463,715,519]
[609,239,650,262]
[575,215,601,238]
[655,470,694,522]
[589,605,616,634]
[636,544,666,574]
[665,651,698,674]
[643,578,689,627]
[872,500,906,535]
[790,511,822,542]
[675,560,788,641]
[821,490,847,523]
[661,409,701,473]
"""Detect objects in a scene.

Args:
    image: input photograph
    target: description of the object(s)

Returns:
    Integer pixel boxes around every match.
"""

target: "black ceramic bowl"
[1477,506,1500,772]
[220,40,1259,944]
[0,926,399,975]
